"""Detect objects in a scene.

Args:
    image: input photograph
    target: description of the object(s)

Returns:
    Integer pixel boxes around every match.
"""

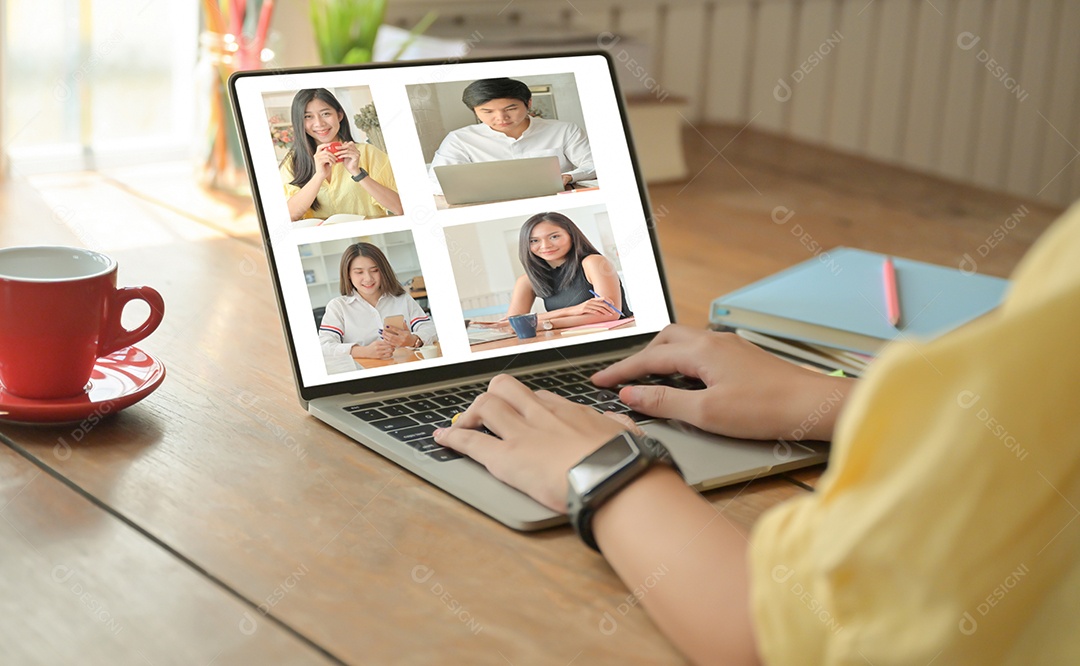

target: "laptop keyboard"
[344,361,706,462]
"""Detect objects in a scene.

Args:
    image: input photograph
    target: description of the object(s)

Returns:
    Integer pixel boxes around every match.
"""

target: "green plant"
[310,0,438,65]
[310,0,387,65]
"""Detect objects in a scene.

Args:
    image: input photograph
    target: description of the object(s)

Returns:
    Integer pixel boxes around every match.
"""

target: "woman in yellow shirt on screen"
[280,88,402,221]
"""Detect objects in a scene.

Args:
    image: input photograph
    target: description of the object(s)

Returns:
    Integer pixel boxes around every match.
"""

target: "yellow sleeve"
[279,154,300,198]
[749,203,1080,665]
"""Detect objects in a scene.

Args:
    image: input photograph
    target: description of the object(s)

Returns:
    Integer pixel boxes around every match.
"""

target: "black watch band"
[351,167,369,182]
[568,431,680,553]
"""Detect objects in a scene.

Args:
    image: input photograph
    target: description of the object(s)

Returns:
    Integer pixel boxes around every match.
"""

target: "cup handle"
[100,286,165,356]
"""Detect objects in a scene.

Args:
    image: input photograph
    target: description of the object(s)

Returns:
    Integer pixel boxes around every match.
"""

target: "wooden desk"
[0,126,1061,663]
[469,320,637,353]
[353,343,442,369]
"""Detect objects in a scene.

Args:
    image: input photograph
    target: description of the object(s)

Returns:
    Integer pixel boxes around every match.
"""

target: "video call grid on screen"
[233,54,671,389]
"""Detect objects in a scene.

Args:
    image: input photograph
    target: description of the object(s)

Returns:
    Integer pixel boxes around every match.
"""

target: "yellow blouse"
[280,143,397,220]
[750,202,1080,664]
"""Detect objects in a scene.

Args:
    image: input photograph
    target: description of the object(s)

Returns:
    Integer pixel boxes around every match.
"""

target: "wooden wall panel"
[1040,0,1080,204]
[827,0,877,152]
[862,0,916,163]
[703,1,754,123]
[938,0,990,181]
[746,0,797,132]
[971,0,1026,190]
[386,0,1080,208]
[1005,0,1056,196]
[788,0,836,143]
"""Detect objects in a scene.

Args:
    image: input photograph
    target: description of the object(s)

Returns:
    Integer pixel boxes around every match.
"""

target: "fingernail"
[433,428,444,439]
[620,386,638,405]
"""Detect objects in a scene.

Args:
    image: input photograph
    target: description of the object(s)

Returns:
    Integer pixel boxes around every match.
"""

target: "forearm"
[593,467,760,665]
[360,178,403,216]
[780,372,855,441]
[543,310,620,329]
[288,181,321,221]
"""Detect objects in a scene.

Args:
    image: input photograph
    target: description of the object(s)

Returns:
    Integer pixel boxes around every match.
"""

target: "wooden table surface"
[0,126,1062,665]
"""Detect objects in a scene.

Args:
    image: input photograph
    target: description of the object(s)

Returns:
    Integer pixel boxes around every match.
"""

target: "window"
[2,0,198,173]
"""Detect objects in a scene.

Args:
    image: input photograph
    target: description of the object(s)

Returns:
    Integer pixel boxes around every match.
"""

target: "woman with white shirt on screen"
[428,78,596,191]
[319,243,435,360]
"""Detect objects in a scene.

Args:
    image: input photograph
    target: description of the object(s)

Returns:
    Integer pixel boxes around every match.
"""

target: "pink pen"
[883,257,901,327]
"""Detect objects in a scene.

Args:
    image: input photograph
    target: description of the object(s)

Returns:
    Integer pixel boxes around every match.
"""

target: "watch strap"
[351,167,369,182]
[569,433,680,553]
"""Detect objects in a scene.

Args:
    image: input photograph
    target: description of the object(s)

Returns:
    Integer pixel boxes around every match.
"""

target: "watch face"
[568,434,637,493]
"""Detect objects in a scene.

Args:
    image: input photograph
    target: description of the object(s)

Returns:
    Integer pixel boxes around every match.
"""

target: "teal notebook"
[709,248,1009,355]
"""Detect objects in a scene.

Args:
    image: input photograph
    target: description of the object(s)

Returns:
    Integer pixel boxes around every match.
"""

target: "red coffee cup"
[0,246,164,400]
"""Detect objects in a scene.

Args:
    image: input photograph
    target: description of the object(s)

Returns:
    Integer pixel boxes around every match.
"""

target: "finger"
[451,390,528,439]
[433,425,501,465]
[617,384,702,423]
[602,411,644,436]
[592,326,703,385]
[484,374,551,423]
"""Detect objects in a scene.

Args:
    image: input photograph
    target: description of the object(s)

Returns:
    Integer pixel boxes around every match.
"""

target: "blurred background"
[2,0,1078,208]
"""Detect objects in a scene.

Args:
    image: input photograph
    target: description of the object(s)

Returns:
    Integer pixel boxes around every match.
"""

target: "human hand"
[334,141,363,175]
[562,174,573,187]
[591,325,855,441]
[381,324,416,348]
[313,144,337,178]
[352,339,394,360]
[567,297,619,318]
[433,374,636,512]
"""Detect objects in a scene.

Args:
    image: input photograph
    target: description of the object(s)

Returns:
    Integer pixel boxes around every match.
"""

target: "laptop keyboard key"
[433,394,465,407]
[626,410,654,423]
[407,437,442,453]
[385,397,411,404]
[345,402,383,411]
[592,389,620,402]
[594,402,625,413]
[458,389,483,401]
[370,416,419,432]
[390,424,437,442]
[380,404,413,417]
[532,377,562,389]
[569,395,596,405]
[406,399,438,411]
[427,448,463,462]
[412,411,443,424]
[351,408,387,422]
[436,406,463,418]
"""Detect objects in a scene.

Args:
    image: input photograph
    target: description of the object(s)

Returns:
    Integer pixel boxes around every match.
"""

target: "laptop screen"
[231,53,673,400]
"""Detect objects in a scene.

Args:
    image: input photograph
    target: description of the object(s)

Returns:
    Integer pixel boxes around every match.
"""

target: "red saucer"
[0,346,165,424]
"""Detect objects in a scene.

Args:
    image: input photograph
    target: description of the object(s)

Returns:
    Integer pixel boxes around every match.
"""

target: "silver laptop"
[230,52,826,531]
[435,156,564,205]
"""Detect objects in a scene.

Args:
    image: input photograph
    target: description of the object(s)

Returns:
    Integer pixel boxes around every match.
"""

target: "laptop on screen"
[229,52,826,530]
[434,155,564,205]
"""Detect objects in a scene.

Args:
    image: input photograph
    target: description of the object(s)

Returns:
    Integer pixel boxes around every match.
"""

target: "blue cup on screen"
[508,313,538,339]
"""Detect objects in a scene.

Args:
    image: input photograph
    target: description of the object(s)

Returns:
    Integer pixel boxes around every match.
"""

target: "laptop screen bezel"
[229,51,676,402]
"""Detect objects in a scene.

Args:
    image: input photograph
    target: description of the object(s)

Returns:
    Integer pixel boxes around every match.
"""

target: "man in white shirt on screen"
[428,78,597,193]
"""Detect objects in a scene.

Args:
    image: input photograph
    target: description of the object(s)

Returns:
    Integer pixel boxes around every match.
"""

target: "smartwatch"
[567,430,681,552]
[351,167,369,182]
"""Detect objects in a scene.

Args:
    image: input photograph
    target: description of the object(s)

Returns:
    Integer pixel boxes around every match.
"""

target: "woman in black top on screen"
[506,212,631,329]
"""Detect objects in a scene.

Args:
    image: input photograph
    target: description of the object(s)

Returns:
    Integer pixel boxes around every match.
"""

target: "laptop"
[434,155,564,205]
[229,52,827,531]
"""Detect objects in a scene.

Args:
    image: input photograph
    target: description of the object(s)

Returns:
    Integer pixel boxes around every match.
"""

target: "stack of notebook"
[709,248,1010,376]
